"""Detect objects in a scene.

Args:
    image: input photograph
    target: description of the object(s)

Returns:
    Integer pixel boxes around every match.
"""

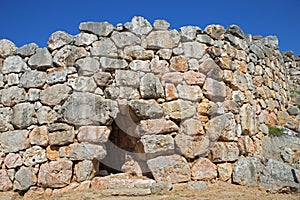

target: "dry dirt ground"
[3,181,299,200]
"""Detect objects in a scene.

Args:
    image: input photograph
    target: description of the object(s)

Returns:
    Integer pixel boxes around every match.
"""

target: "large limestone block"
[129,99,164,120]
[0,130,30,153]
[47,31,73,50]
[40,84,71,106]
[203,78,227,102]
[59,143,106,161]
[162,99,196,120]
[147,155,191,183]
[14,167,37,191]
[0,39,16,58]
[20,70,47,88]
[79,22,114,37]
[0,86,26,106]
[124,16,152,36]
[53,45,88,67]
[210,142,239,162]
[61,92,118,126]
[38,160,73,188]
[0,169,13,191]
[191,158,217,181]
[2,55,28,74]
[77,126,111,144]
[12,103,35,129]
[140,73,164,99]
[232,157,263,186]
[146,30,180,49]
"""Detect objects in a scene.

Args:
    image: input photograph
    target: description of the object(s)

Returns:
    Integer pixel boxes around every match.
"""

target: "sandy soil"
[47,182,300,200]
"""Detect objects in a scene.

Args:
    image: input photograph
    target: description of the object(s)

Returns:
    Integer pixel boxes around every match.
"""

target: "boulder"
[12,103,35,129]
[183,71,206,86]
[40,84,71,106]
[175,134,210,158]
[93,72,112,87]
[47,31,73,50]
[0,169,13,191]
[61,92,118,126]
[53,45,88,67]
[29,126,49,146]
[74,160,96,182]
[233,157,264,186]
[210,142,239,162]
[147,155,191,183]
[37,106,58,124]
[79,21,114,37]
[199,58,223,80]
[28,48,52,69]
[259,159,300,189]
[153,19,170,30]
[146,30,180,49]
[76,57,100,76]
[179,26,201,41]
[48,123,74,146]
[180,118,205,136]
[191,158,217,180]
[137,118,179,135]
[20,70,47,88]
[22,146,47,166]
[16,43,38,57]
[139,135,174,157]
[99,57,128,71]
[206,113,236,142]
[14,167,37,191]
[0,107,13,132]
[204,24,225,40]
[59,143,106,161]
[46,67,76,85]
[4,153,22,168]
[1,86,26,106]
[240,103,257,135]
[170,55,188,72]
[162,99,196,120]
[129,99,164,120]
[74,32,98,46]
[140,73,164,99]
[70,76,97,92]
[38,160,73,188]
[77,126,111,144]
[182,42,206,59]
[91,38,118,57]
[2,55,28,74]
[124,16,152,36]
[115,70,140,87]
[0,39,16,58]
[217,163,233,181]
[129,60,151,72]
[111,32,141,48]
[177,84,203,101]
[203,78,227,102]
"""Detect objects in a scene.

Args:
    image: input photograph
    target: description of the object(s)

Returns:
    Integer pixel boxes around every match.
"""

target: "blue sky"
[1,0,299,55]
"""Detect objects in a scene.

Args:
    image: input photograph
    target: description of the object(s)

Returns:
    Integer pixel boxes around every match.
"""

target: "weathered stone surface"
[47,31,73,50]
[222,100,240,114]
[250,43,265,59]
[27,88,40,102]
[16,43,38,57]
[0,169,13,191]
[61,92,118,125]
[187,181,207,190]
[240,103,257,135]
[77,126,111,144]
[139,135,174,156]
[203,78,227,102]
[75,160,96,182]
[177,84,203,101]
[7,73,19,86]
[233,157,264,186]
[46,146,59,161]
[40,84,71,106]
[38,160,73,188]
[237,136,256,156]
[179,26,201,41]
[146,30,180,49]
[162,99,196,120]
[22,146,47,167]
[205,24,225,40]
[4,153,22,168]
[100,57,128,71]
[60,143,106,161]
[53,45,88,67]
[147,155,191,183]
[226,25,245,38]
[20,70,47,88]
[0,39,16,58]
[48,123,74,145]
[199,58,223,80]
[197,99,218,116]
[111,32,141,48]
[180,118,205,136]
[259,159,300,189]
[129,60,151,72]
[140,73,164,99]
[74,32,98,46]
[124,16,152,35]
[12,103,35,129]
[47,67,76,85]
[217,163,233,181]
[165,83,178,101]
[170,55,188,72]
[71,76,97,92]
[197,34,214,45]
[210,142,239,162]
[1,86,26,106]
[29,126,48,146]
[183,71,206,86]
[76,57,100,76]
[91,38,117,57]
[153,20,170,30]
[150,56,170,75]
[137,118,179,135]
[115,70,140,87]
[124,45,155,60]
[2,56,28,74]
[191,158,217,180]
[28,48,52,69]
[0,107,13,132]
[175,134,210,159]
[161,72,184,85]
[121,155,143,176]
[79,22,114,37]
[129,99,163,120]
[206,113,236,142]
[182,42,206,59]
[37,106,58,124]
[14,167,37,191]
[93,72,112,87]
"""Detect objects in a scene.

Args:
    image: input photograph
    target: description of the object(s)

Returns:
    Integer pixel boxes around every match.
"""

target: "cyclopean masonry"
[0,16,299,196]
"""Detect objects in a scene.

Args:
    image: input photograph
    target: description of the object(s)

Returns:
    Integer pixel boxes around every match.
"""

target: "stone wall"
[0,16,299,194]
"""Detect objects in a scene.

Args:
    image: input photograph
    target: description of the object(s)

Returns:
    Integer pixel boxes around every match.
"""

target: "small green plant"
[268,125,284,136]
[156,192,163,196]
[290,89,300,95]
